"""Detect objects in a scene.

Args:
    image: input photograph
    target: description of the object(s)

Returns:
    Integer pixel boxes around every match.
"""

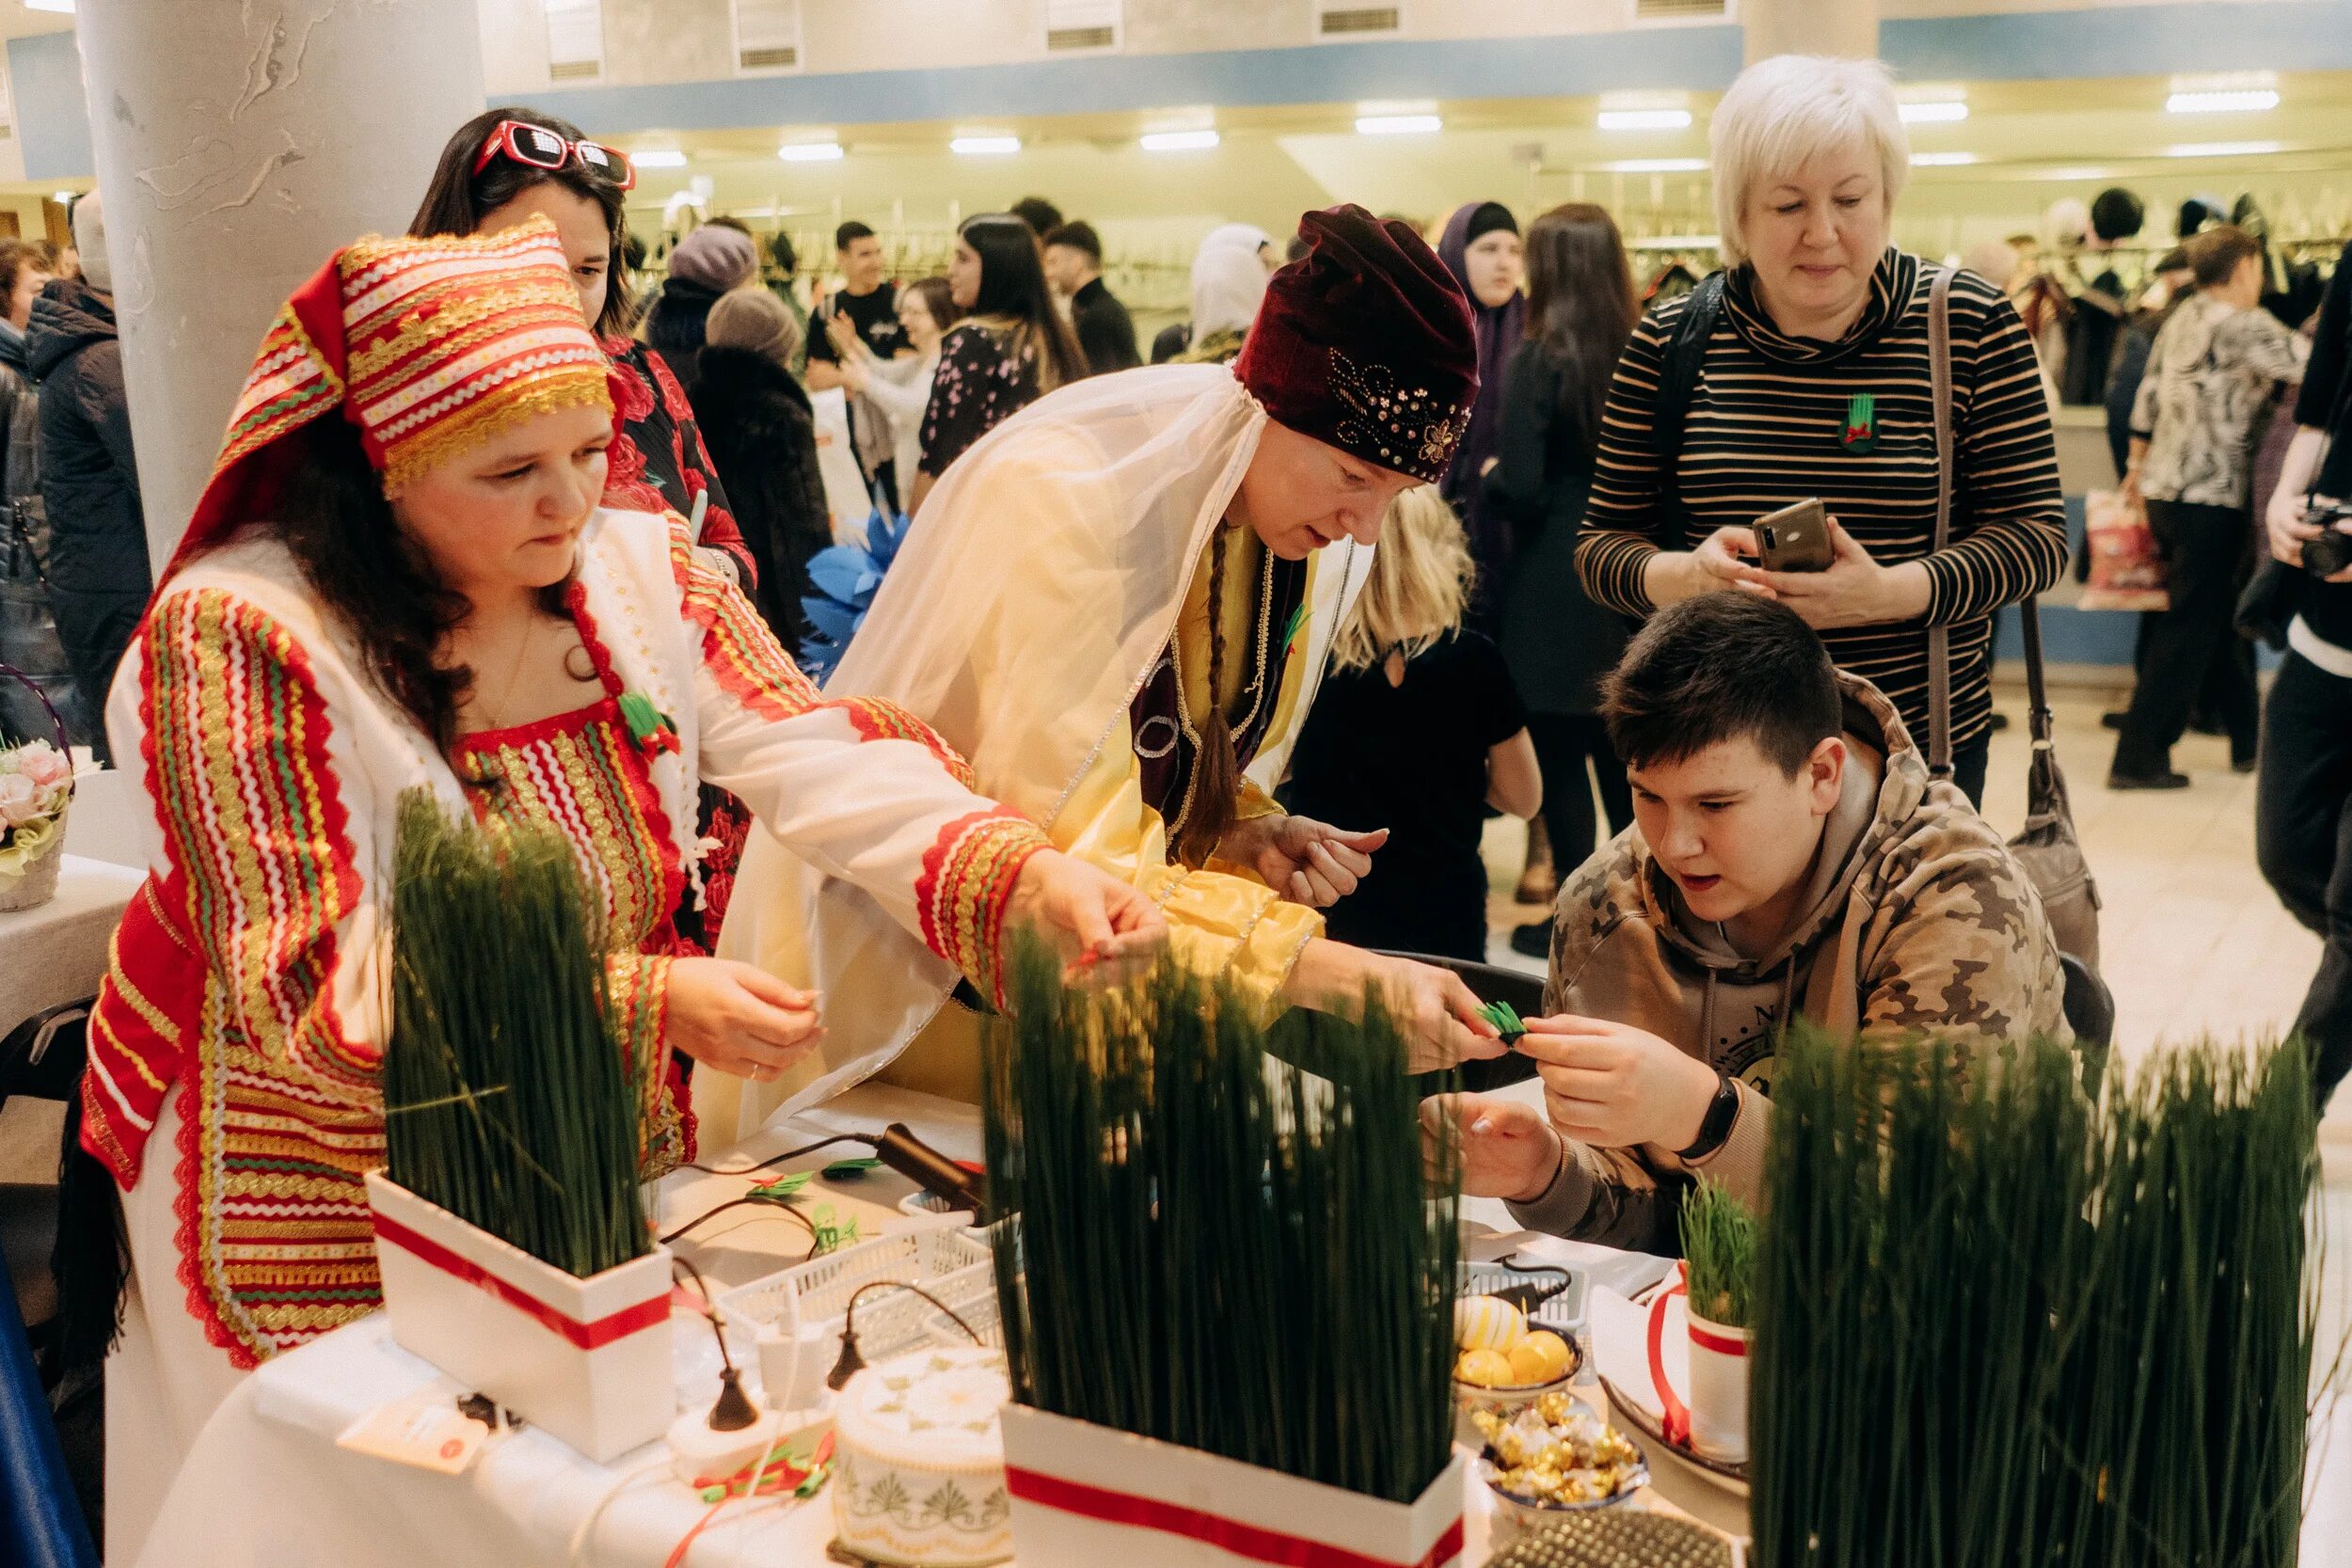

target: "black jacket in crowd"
[27,279,148,750]
[0,317,98,748]
[1070,277,1140,377]
[1481,343,1629,716]
[646,277,725,388]
[685,346,833,655]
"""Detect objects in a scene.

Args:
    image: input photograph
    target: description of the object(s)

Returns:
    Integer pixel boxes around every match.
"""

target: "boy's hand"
[1424,1094,1563,1201]
[1515,1014,1722,1151]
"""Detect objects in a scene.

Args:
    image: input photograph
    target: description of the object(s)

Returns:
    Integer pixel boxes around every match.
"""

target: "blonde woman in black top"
[1577,55,2065,805]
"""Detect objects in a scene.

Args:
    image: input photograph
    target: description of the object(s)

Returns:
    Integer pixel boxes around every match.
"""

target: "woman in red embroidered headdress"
[716,206,1509,1137]
[78,220,1157,1558]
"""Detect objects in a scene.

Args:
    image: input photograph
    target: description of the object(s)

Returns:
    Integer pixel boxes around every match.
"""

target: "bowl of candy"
[1474,1391,1650,1543]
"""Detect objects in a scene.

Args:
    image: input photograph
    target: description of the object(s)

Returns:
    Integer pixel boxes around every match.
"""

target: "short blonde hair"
[1332,486,1473,673]
[1709,55,1910,265]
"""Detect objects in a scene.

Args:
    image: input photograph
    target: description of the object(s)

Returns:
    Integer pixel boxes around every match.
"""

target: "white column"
[1743,0,1880,62]
[74,0,486,568]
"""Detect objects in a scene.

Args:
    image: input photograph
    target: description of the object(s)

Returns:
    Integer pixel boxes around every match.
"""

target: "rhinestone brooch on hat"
[1328,349,1472,476]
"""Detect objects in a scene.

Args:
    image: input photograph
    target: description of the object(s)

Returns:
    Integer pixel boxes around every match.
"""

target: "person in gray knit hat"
[648,224,760,383]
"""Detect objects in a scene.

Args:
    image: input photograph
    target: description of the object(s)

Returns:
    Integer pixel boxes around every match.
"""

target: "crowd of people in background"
[8,57,2352,1130]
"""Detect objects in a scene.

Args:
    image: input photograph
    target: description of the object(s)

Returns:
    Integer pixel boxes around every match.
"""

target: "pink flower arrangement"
[0,736,74,877]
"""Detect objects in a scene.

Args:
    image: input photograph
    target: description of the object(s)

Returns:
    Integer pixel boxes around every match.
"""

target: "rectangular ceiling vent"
[1045,0,1120,53]
[734,0,804,75]
[1317,6,1403,36]
[543,0,604,85]
[1634,0,1729,18]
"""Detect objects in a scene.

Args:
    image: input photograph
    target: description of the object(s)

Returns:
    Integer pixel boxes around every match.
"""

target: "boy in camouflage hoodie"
[1445,594,2069,1254]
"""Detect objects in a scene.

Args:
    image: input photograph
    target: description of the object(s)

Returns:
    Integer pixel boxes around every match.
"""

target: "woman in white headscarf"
[1152,223,1278,365]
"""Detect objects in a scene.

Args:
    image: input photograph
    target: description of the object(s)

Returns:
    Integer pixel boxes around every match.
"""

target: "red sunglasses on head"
[471,119,636,191]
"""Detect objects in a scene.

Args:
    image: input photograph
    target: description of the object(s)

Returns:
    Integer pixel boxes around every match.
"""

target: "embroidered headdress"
[1233,204,1479,484]
[166,217,613,580]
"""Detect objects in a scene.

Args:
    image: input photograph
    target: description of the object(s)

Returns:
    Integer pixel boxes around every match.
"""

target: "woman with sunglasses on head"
[409,108,754,588]
[411,107,763,949]
[908,213,1088,515]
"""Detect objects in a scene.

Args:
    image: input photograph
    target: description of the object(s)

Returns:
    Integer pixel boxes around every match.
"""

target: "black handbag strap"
[1925,268,2055,769]
[1650,271,1727,551]
[2309,328,2352,507]
[2,501,40,585]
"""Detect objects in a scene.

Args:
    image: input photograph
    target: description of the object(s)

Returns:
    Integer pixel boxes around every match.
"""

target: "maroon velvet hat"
[1234,204,1479,483]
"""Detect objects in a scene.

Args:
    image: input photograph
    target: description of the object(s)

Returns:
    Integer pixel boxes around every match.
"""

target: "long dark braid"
[1173,526,1244,868]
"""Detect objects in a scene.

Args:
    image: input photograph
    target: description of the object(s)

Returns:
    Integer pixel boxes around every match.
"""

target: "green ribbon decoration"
[1478,1000,1528,1044]
[1842,391,1877,453]
[615,689,675,750]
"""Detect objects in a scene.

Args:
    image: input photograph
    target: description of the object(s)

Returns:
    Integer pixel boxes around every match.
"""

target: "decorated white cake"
[832,1345,1013,1567]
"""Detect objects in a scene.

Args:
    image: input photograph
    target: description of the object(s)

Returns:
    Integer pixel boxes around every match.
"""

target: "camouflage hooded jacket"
[1506,671,2070,1253]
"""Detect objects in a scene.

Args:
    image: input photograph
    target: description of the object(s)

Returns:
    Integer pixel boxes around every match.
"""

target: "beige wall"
[472,0,2312,97]
[479,0,1715,95]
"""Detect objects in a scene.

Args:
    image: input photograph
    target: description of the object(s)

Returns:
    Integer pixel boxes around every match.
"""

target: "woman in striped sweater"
[1575,55,2065,805]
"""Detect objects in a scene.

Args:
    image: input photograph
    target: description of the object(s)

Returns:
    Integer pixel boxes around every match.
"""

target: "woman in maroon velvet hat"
[710,205,1506,1135]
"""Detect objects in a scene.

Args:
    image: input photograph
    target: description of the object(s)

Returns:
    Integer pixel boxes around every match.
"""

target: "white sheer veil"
[707,365,1287,1139]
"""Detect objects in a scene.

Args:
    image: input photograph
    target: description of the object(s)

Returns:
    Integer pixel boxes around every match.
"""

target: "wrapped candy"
[1473,1396,1646,1510]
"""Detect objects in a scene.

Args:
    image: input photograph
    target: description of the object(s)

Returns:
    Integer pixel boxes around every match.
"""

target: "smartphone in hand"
[1755,499,1833,573]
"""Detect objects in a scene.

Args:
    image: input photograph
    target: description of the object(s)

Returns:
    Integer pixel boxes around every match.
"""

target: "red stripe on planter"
[373,1212,668,1350]
[1005,1466,1465,1568]
[1689,1321,1749,1357]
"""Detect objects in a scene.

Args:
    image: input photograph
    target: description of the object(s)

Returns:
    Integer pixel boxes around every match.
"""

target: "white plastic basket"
[1461,1258,1589,1337]
[718,1226,995,1410]
[921,1287,1005,1353]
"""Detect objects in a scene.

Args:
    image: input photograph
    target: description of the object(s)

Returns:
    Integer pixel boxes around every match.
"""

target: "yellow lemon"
[1455,1348,1515,1388]
[1507,1329,1575,1386]
[1454,1294,1527,1353]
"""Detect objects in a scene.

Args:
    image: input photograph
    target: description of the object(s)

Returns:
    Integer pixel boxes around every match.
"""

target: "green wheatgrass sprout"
[1678,1179,1757,1331]
[983,938,1462,1505]
[382,789,653,1279]
[1749,1027,2328,1568]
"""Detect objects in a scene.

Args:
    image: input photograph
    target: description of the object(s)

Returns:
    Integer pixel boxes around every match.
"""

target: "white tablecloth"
[0,853,140,1035]
[135,1087,2352,1568]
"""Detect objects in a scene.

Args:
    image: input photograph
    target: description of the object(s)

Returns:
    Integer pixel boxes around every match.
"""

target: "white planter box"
[365,1170,675,1464]
[999,1404,1466,1568]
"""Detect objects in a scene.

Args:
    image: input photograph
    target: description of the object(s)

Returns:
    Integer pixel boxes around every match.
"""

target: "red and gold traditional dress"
[79,221,1048,1558]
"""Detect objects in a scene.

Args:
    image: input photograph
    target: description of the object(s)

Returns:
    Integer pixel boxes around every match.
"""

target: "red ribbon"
[1004,1465,1465,1568]
[1645,1272,1693,1448]
[373,1212,668,1351]
[1688,1320,1749,1358]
